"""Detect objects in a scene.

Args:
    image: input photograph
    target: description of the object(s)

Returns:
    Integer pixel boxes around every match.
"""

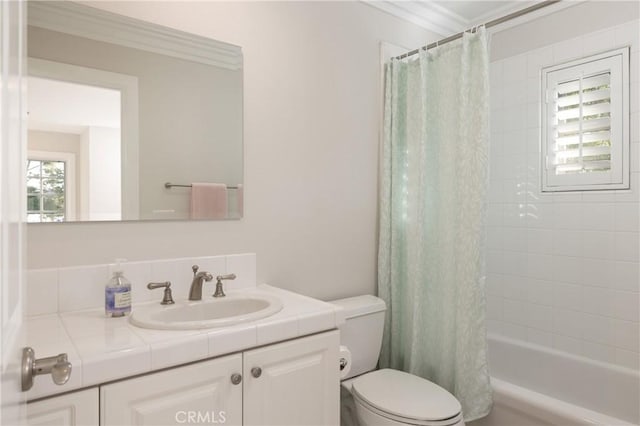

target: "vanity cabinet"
[90,330,338,426]
[243,331,339,425]
[27,388,98,426]
[101,354,243,426]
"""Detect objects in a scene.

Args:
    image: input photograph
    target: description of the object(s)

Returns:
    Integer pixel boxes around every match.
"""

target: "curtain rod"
[395,0,561,60]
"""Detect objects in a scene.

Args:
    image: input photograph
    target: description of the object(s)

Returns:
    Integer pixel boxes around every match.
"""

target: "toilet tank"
[330,295,386,380]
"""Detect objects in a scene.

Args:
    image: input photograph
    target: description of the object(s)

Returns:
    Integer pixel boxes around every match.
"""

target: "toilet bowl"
[331,295,465,426]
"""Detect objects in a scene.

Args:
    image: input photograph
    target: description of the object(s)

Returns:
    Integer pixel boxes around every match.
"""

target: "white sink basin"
[130,292,283,330]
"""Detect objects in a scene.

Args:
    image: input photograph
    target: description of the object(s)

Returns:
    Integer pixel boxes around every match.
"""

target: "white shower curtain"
[378,28,492,421]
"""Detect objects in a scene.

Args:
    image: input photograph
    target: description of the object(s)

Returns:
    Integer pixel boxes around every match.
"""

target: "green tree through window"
[26,159,66,222]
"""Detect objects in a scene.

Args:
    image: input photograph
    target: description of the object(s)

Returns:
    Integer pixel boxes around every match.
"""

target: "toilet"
[331,295,465,426]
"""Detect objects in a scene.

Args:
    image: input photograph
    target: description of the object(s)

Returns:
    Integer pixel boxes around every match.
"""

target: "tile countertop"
[26,284,346,401]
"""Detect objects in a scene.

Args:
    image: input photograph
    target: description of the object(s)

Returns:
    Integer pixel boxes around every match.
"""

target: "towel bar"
[165,182,239,190]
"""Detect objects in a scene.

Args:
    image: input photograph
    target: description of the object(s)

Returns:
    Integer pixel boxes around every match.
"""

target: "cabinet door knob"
[251,367,262,378]
[230,373,242,385]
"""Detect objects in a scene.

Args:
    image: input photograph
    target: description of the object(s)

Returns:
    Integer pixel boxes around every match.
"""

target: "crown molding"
[362,1,466,36]
[28,1,242,70]
[363,1,584,38]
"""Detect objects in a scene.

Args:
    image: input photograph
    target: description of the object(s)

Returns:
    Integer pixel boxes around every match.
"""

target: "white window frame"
[541,47,630,192]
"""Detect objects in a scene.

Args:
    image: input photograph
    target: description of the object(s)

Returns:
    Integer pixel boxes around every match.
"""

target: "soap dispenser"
[105,258,132,317]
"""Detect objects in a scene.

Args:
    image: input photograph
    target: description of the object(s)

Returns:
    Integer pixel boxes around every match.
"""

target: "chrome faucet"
[188,265,214,301]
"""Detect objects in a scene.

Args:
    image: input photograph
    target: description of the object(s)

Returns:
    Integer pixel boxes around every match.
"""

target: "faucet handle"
[213,274,236,298]
[192,265,199,277]
[147,281,175,305]
[217,274,236,281]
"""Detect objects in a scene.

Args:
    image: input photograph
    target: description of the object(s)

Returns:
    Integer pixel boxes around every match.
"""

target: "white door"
[27,388,98,426]
[0,0,27,424]
[243,330,340,426]
[101,354,243,426]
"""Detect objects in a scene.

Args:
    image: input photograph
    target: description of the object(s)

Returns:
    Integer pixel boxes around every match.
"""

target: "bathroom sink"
[130,292,283,330]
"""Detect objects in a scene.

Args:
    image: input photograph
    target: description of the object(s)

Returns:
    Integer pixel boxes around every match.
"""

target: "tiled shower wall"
[486,19,640,370]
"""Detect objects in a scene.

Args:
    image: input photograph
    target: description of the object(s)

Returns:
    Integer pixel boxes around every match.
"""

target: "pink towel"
[190,183,227,220]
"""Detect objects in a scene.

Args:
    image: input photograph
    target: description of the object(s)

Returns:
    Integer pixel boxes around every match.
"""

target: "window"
[542,47,630,192]
[26,159,67,222]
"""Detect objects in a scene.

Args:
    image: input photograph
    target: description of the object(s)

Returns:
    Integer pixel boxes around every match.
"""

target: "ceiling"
[363,0,541,37]
[28,77,121,134]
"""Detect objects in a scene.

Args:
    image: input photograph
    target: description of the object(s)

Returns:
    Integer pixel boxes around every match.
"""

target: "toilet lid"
[352,369,462,422]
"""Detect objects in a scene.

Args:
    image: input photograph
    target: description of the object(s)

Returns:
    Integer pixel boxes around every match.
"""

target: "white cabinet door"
[101,354,242,426]
[243,330,339,426]
[27,388,98,426]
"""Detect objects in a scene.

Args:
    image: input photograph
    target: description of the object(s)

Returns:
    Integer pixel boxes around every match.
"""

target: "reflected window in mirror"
[26,158,67,223]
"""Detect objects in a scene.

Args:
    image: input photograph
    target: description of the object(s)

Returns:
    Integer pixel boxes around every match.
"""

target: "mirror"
[26,1,243,222]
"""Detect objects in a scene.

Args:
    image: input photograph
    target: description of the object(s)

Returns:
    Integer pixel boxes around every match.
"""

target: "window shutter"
[542,48,629,192]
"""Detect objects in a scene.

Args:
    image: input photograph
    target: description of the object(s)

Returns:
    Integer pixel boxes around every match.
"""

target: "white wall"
[85,127,121,221]
[486,4,639,370]
[26,1,435,300]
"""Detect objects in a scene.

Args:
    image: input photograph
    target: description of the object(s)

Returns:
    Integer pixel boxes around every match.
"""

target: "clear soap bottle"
[105,259,132,317]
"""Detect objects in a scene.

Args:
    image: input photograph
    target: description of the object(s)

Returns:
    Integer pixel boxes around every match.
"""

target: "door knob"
[230,373,242,385]
[22,347,72,391]
[251,367,262,378]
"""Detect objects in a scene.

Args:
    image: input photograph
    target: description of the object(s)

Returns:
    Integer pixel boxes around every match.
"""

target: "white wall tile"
[503,298,527,325]
[580,259,614,287]
[527,46,553,79]
[526,278,555,306]
[58,265,109,312]
[525,303,553,331]
[612,319,639,352]
[502,252,527,277]
[553,256,583,284]
[27,269,58,316]
[553,203,584,230]
[612,261,640,292]
[553,282,583,311]
[490,21,640,368]
[614,232,640,262]
[615,203,640,232]
[581,231,615,260]
[608,289,639,322]
[581,313,613,346]
[552,230,583,257]
[503,228,527,252]
[553,308,583,338]
[503,54,527,83]
[527,253,554,281]
[502,275,527,301]
[527,229,554,254]
[486,273,504,296]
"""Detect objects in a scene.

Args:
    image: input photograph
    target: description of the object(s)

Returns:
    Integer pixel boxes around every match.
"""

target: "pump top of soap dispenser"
[112,258,127,282]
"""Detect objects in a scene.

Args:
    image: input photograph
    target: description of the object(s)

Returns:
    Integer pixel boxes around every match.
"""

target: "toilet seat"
[352,369,463,426]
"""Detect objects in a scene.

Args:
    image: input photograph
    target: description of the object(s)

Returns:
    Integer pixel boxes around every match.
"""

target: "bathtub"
[469,334,639,426]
